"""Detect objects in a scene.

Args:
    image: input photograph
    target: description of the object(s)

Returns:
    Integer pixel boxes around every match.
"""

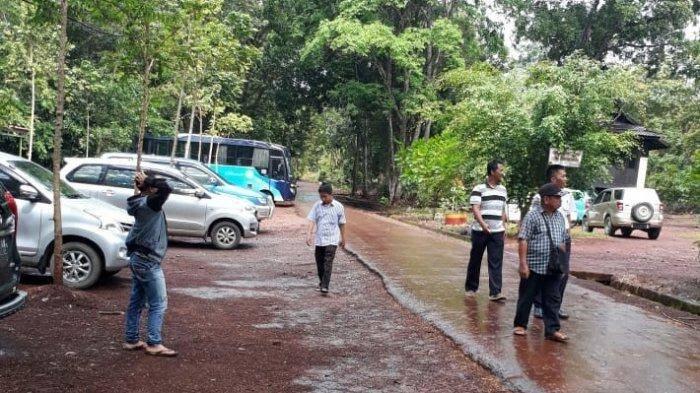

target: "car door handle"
[103,189,115,196]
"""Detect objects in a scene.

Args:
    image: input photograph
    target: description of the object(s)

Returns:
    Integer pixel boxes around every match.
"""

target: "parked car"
[61,158,258,249]
[100,153,274,221]
[568,189,593,224]
[582,187,663,239]
[0,153,132,289]
[0,183,27,318]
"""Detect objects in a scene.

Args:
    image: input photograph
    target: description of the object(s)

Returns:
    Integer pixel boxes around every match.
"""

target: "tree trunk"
[183,104,196,159]
[362,121,369,196]
[423,119,432,141]
[197,107,204,162]
[135,20,155,173]
[170,88,184,162]
[351,132,359,196]
[85,108,90,157]
[52,0,68,287]
[208,110,216,165]
[28,44,36,161]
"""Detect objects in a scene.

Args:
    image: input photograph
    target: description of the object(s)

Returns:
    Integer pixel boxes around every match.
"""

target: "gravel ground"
[0,206,507,393]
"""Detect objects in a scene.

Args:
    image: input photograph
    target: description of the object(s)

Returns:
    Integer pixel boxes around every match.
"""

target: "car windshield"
[11,160,85,198]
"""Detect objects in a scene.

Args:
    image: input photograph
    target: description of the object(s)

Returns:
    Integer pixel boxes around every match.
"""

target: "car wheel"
[631,202,654,223]
[52,242,103,289]
[621,228,633,237]
[211,221,242,250]
[647,228,661,240]
[582,217,593,232]
[604,216,616,236]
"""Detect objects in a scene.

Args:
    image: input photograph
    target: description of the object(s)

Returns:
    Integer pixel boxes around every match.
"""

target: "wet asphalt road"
[297,183,700,393]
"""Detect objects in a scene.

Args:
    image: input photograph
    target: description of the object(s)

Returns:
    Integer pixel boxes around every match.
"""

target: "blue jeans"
[124,254,167,346]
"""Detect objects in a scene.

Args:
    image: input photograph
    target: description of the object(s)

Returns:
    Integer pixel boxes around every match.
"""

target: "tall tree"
[52,0,69,287]
[507,0,699,74]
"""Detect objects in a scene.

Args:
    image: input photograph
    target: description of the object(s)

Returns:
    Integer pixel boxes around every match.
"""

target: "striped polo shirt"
[307,199,347,246]
[470,181,508,233]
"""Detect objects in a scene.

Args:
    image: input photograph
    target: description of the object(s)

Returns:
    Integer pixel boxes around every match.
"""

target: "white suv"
[0,153,132,289]
[61,158,258,249]
[582,187,663,239]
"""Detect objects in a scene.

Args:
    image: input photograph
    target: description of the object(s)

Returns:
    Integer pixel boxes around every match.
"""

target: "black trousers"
[534,239,571,310]
[315,245,337,290]
[514,272,561,336]
[465,230,504,296]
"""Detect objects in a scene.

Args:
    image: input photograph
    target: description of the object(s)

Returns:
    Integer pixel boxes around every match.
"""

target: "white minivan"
[62,158,258,249]
[0,153,132,289]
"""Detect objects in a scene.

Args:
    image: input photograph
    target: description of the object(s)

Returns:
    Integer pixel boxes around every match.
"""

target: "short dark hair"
[318,182,333,194]
[546,165,565,181]
[486,160,502,176]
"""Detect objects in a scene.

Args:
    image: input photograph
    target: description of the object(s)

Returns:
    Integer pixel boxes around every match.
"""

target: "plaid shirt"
[518,209,566,274]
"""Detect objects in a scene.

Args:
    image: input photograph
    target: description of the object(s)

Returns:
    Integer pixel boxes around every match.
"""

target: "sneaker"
[488,293,506,302]
[558,309,570,320]
[465,290,477,297]
[320,287,329,294]
[533,307,543,319]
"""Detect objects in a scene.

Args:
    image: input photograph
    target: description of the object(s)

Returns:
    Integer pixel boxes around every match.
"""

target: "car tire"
[621,228,633,237]
[210,221,242,250]
[582,217,593,232]
[604,216,616,236]
[51,242,103,289]
[647,228,661,240]
[631,202,654,223]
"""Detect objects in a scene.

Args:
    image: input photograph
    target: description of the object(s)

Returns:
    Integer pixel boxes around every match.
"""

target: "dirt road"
[0,206,506,392]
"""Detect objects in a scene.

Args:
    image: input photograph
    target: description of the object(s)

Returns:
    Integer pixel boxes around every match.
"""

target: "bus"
[143,133,296,203]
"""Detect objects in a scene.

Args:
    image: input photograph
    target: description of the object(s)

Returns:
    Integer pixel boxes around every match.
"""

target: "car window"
[601,191,611,203]
[0,169,24,198]
[10,160,83,198]
[613,189,624,200]
[179,165,218,186]
[158,174,197,195]
[104,167,136,188]
[68,165,104,184]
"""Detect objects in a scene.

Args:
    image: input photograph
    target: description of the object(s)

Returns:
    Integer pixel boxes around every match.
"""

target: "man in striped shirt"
[465,160,508,301]
[306,183,346,295]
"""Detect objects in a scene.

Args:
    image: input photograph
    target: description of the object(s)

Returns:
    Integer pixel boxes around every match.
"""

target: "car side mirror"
[19,184,40,201]
[195,190,207,198]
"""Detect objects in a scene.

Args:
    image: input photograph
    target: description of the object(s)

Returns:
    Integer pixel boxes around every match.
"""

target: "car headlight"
[244,205,256,213]
[257,197,267,205]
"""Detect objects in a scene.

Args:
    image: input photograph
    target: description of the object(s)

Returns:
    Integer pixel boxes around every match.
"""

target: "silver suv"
[61,158,258,249]
[582,187,663,239]
[100,153,274,221]
[0,153,132,289]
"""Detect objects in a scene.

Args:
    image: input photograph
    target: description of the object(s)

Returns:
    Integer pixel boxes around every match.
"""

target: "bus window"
[270,155,287,180]
[236,146,269,173]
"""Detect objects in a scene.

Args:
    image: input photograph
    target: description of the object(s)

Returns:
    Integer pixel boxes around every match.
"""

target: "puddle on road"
[172,287,275,300]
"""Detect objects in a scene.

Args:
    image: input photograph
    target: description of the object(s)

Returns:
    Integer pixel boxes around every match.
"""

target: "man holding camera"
[122,172,176,357]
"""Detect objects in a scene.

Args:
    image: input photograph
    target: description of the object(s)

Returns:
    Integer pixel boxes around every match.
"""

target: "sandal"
[145,345,178,357]
[546,331,569,343]
[513,327,527,336]
[122,341,146,351]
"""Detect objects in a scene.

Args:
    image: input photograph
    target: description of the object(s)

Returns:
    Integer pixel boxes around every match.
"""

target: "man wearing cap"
[513,183,569,342]
[530,165,573,320]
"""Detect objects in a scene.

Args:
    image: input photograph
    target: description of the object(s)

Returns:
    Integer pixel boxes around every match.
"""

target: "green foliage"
[401,56,643,212]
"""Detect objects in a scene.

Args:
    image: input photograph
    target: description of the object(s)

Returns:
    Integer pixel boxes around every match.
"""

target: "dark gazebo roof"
[608,113,668,151]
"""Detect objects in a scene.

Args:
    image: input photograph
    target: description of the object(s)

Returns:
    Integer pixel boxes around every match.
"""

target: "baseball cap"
[538,183,564,198]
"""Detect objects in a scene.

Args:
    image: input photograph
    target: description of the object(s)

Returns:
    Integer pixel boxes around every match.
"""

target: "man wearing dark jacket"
[122,172,176,357]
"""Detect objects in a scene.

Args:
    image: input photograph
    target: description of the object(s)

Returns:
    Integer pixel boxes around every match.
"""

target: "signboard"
[548,148,583,168]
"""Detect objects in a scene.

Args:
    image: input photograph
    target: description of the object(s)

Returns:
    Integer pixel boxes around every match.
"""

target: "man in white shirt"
[306,183,346,294]
[530,165,573,319]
